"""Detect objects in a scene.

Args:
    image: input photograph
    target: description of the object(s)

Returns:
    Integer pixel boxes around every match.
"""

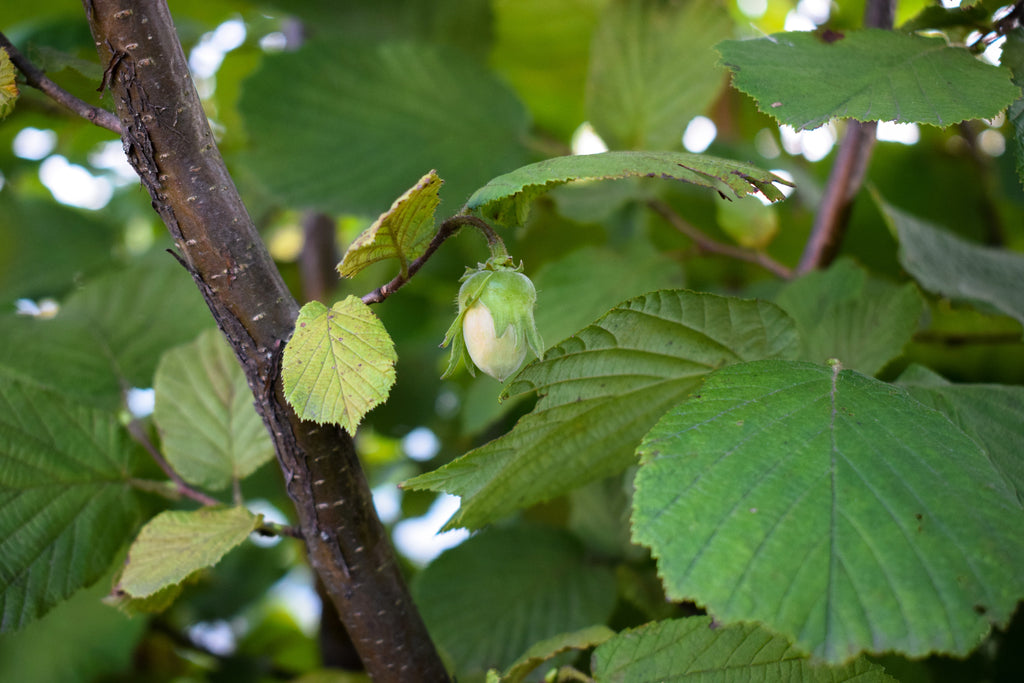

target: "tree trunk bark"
[80,1,449,679]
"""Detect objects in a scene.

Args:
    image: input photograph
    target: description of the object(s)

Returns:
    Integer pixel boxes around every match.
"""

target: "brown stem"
[80,1,448,680]
[647,199,794,279]
[795,0,894,275]
[126,420,222,506]
[361,214,504,304]
[0,31,122,134]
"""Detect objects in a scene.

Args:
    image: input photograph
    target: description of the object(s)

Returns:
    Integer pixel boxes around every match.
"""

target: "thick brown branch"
[648,199,794,280]
[0,31,122,134]
[80,1,448,680]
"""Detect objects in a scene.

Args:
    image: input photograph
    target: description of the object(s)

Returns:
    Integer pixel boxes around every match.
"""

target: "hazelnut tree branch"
[0,31,122,134]
[79,1,449,679]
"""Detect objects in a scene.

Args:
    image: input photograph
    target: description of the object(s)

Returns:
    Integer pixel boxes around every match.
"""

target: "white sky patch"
[784,11,816,31]
[187,620,236,656]
[403,426,441,462]
[39,156,114,210]
[89,140,137,185]
[736,0,767,20]
[247,499,290,548]
[978,129,1005,156]
[189,18,247,79]
[769,169,796,199]
[267,567,321,635]
[796,0,831,25]
[981,35,1004,66]
[779,123,836,162]
[259,31,288,52]
[125,387,155,418]
[15,298,59,318]
[372,485,402,525]
[571,122,609,155]
[876,121,920,145]
[393,494,469,566]
[13,128,57,160]
[682,116,717,153]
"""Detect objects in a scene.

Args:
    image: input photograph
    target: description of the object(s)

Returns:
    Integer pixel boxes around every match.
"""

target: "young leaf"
[282,297,397,432]
[153,328,275,491]
[238,39,529,215]
[465,151,791,227]
[587,0,731,150]
[493,625,615,683]
[0,48,17,119]
[337,170,442,279]
[774,258,923,375]
[119,506,262,599]
[405,291,799,530]
[411,525,617,681]
[876,196,1024,330]
[632,360,1024,662]
[717,29,1020,131]
[591,617,896,682]
[0,377,144,631]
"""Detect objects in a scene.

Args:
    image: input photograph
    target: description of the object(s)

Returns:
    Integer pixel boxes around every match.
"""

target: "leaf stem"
[0,31,122,134]
[361,214,506,304]
[125,419,221,507]
[647,199,793,279]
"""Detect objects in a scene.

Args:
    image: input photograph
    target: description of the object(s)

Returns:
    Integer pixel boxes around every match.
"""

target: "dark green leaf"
[1003,28,1024,189]
[587,0,731,149]
[405,291,799,530]
[466,151,791,228]
[774,258,923,375]
[412,524,617,680]
[717,29,1020,130]
[632,360,1024,662]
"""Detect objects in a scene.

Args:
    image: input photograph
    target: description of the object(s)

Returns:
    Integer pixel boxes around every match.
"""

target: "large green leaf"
[0,378,144,631]
[238,39,529,215]
[405,290,799,530]
[153,328,274,491]
[632,359,1024,662]
[774,258,923,375]
[591,617,896,682]
[465,151,791,227]
[586,0,731,150]
[717,29,1020,130]
[337,170,442,279]
[877,197,1024,330]
[412,524,617,681]
[282,298,397,432]
[898,365,1024,504]
[119,506,261,598]
[1004,28,1024,189]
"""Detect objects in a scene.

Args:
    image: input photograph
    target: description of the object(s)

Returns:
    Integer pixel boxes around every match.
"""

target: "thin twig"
[125,419,221,507]
[795,0,894,275]
[256,521,305,539]
[0,31,122,134]
[647,199,794,280]
[361,214,506,304]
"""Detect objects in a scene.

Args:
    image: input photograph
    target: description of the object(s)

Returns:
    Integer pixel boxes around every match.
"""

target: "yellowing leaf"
[120,507,261,599]
[337,170,442,278]
[282,297,396,432]
[0,48,18,120]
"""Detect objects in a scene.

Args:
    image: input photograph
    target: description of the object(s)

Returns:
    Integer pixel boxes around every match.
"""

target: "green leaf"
[337,170,442,279]
[1001,28,1024,189]
[898,368,1024,504]
[153,328,275,491]
[586,0,731,150]
[591,617,897,682]
[0,48,17,119]
[282,298,397,432]
[238,39,529,215]
[717,29,1020,130]
[496,625,615,683]
[876,196,1024,330]
[412,524,617,680]
[632,360,1024,662]
[119,506,261,599]
[466,151,792,227]
[405,290,799,530]
[0,378,144,631]
[0,580,146,683]
[774,258,923,375]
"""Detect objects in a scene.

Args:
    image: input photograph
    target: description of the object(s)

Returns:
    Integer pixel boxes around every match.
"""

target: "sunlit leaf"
[632,360,1024,662]
[119,506,261,599]
[587,0,731,149]
[282,298,397,432]
[592,617,897,681]
[153,328,274,491]
[0,48,17,119]
[466,151,791,227]
[337,170,442,278]
[717,29,1020,130]
[495,625,615,683]
[405,291,799,530]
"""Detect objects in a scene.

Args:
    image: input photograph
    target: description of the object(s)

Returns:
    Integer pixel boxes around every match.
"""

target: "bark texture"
[81,1,449,679]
